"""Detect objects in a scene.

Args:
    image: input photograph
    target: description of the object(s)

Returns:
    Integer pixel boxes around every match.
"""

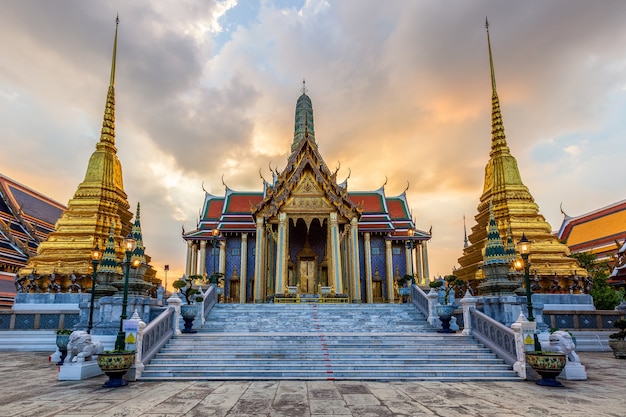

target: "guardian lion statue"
[549,330,580,363]
[66,331,104,363]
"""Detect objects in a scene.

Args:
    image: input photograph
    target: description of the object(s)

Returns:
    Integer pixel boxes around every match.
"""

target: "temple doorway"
[299,258,316,293]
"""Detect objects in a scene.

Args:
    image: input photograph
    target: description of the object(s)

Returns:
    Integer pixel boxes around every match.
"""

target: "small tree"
[172,275,203,305]
[570,251,624,310]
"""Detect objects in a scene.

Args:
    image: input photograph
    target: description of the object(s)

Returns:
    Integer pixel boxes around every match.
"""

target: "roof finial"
[485,17,496,93]
[301,79,307,95]
[110,15,119,87]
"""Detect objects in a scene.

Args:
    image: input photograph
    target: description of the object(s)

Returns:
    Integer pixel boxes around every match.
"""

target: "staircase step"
[140,303,521,382]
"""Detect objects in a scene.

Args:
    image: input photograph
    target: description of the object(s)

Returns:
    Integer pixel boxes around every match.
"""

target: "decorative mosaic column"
[350,217,361,302]
[185,240,193,276]
[199,241,207,279]
[190,242,198,276]
[274,213,288,295]
[422,242,430,282]
[416,242,424,285]
[329,212,343,295]
[254,217,266,302]
[240,233,248,304]
[364,232,373,304]
[385,239,394,303]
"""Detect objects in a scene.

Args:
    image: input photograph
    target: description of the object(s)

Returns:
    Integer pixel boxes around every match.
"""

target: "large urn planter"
[97,351,136,387]
[609,340,626,359]
[436,304,456,333]
[180,304,199,333]
[526,351,567,387]
[55,330,72,365]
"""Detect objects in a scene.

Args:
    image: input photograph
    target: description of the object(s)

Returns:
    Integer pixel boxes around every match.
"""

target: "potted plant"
[525,351,567,387]
[430,275,463,333]
[172,275,204,333]
[55,329,73,365]
[97,350,136,387]
[609,319,626,359]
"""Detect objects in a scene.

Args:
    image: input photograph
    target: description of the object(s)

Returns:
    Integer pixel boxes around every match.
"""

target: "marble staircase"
[140,303,521,381]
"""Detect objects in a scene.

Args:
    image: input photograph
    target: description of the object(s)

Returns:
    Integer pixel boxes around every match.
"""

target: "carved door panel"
[299,258,316,294]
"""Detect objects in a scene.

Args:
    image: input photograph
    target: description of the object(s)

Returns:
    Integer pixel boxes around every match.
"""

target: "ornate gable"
[252,137,361,222]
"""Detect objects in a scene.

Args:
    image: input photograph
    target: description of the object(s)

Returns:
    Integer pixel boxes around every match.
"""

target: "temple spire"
[463,215,469,248]
[110,15,119,87]
[98,15,119,147]
[455,19,586,286]
[486,17,496,94]
[292,81,315,152]
[131,202,146,265]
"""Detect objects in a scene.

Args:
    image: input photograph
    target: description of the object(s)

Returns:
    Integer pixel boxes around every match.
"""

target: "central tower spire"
[292,79,315,152]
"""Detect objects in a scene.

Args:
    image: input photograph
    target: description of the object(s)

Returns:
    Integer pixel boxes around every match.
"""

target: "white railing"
[411,284,429,317]
[139,306,175,365]
[200,285,217,325]
[468,308,517,366]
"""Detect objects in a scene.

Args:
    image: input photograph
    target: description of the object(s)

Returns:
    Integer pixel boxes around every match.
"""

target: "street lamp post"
[517,233,541,350]
[114,233,137,352]
[87,245,101,334]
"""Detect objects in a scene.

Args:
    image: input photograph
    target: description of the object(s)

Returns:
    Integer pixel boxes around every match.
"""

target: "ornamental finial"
[301,79,308,95]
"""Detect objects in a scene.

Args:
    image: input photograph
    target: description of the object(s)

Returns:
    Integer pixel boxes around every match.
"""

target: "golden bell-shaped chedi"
[17,17,149,293]
[455,20,585,293]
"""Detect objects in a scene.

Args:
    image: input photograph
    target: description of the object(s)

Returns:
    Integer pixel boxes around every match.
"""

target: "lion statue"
[549,330,580,363]
[66,331,104,363]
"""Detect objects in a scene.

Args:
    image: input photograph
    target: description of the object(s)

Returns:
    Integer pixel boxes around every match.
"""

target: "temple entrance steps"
[140,304,521,381]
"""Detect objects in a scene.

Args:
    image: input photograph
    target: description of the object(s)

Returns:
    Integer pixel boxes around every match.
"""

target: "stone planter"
[97,351,135,387]
[609,340,626,359]
[180,304,199,333]
[526,351,567,387]
[436,304,455,333]
[55,334,71,365]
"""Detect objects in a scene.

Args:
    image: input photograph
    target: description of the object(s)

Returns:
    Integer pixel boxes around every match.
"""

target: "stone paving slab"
[0,352,624,416]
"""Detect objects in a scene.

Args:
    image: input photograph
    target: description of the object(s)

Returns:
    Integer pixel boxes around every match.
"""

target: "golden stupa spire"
[18,16,134,282]
[455,19,584,289]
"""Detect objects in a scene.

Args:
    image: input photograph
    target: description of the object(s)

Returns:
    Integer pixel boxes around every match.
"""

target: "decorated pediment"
[253,137,361,221]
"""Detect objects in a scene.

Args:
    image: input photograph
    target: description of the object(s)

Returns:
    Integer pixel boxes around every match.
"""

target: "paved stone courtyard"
[0,351,623,416]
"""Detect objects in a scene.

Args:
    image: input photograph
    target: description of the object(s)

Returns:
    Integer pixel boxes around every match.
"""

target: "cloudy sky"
[1,0,625,285]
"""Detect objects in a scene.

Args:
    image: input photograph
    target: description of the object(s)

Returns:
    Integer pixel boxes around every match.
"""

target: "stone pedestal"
[560,362,587,380]
[58,361,103,380]
[79,295,160,335]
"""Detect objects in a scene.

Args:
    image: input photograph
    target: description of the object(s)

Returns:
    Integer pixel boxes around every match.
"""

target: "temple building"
[557,199,626,262]
[456,21,584,292]
[183,84,431,303]
[16,18,157,295]
[557,200,626,286]
[0,174,65,308]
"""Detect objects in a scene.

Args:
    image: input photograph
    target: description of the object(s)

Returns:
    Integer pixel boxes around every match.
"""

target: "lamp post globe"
[87,245,101,334]
[114,233,136,351]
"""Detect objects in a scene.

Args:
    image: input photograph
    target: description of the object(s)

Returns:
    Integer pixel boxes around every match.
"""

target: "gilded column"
[274,213,288,294]
[185,240,193,276]
[240,233,248,304]
[422,242,430,282]
[329,212,343,294]
[405,245,413,276]
[364,232,373,304]
[199,240,207,279]
[350,217,361,302]
[190,243,198,275]
[254,217,266,302]
[385,239,394,303]
[416,242,424,285]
